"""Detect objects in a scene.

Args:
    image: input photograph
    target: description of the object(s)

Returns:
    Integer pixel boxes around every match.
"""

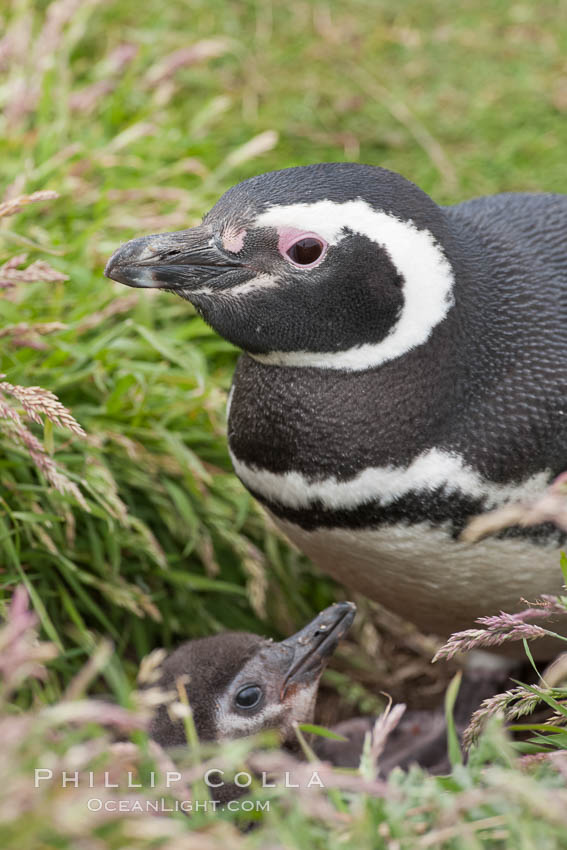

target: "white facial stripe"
[213,652,284,740]
[214,683,320,741]
[228,273,280,296]
[229,447,551,512]
[284,682,318,729]
[253,199,455,371]
[189,273,279,298]
[226,385,234,421]
[215,702,284,740]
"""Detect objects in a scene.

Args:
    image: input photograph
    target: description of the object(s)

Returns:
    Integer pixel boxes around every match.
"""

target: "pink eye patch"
[277,228,328,267]
[222,228,247,253]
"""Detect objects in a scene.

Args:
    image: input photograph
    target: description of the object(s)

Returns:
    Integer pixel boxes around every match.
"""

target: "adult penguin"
[106,163,567,651]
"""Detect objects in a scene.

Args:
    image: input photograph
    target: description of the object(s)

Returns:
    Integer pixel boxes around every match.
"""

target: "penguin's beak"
[104,226,243,291]
[280,601,356,696]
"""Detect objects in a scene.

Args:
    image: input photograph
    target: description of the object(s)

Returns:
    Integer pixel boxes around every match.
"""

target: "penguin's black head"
[142,601,355,748]
[105,164,456,371]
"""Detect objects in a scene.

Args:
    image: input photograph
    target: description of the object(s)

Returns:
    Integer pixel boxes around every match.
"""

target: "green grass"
[1,0,566,846]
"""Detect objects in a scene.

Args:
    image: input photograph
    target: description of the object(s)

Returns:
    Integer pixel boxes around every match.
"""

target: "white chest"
[271,514,564,654]
[230,445,563,654]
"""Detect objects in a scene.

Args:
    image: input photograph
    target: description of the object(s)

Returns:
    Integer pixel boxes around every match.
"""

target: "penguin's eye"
[234,685,263,710]
[286,237,325,266]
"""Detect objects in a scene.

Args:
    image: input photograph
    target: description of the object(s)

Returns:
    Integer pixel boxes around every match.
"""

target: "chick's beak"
[104,225,243,291]
[280,601,356,696]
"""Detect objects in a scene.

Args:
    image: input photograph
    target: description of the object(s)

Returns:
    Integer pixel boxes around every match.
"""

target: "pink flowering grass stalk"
[0,192,90,509]
[433,595,567,662]
[434,586,567,749]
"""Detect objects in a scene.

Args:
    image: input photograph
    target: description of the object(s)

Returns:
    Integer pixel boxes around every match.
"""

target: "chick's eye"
[235,685,263,710]
[286,237,325,266]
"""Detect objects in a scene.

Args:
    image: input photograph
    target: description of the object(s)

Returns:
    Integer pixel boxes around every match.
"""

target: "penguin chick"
[143,601,355,749]
[106,163,567,649]
[142,602,512,779]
